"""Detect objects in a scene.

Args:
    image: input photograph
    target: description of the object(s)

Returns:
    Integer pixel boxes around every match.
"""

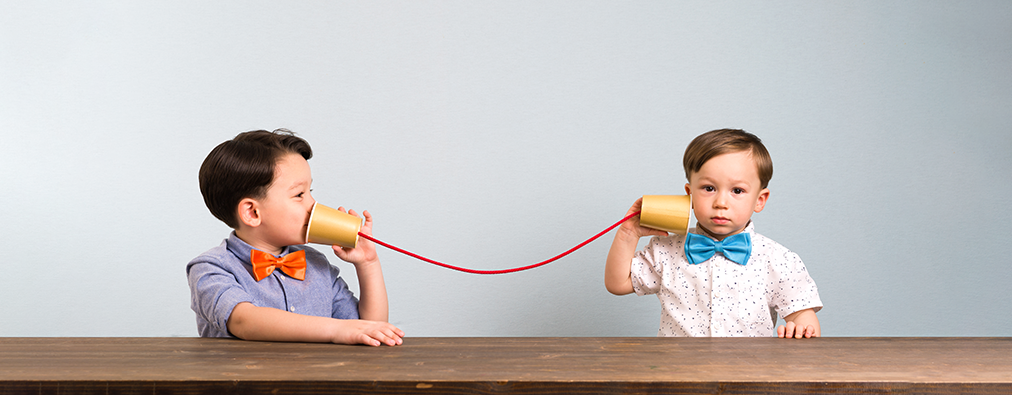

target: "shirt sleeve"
[186,256,254,337]
[630,236,668,296]
[769,249,823,317]
[329,264,360,320]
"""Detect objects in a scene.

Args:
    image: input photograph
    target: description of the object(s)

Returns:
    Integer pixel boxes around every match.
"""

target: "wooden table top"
[2,337,1010,394]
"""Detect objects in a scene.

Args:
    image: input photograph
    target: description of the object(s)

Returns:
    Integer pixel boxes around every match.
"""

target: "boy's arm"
[349,258,388,321]
[777,308,820,339]
[605,229,638,295]
[227,302,403,346]
[331,209,388,322]
[605,198,667,295]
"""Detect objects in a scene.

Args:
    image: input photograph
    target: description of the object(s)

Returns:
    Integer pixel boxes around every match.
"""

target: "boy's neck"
[235,228,285,256]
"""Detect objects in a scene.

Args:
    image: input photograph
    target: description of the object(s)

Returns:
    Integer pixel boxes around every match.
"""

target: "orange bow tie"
[250,249,306,282]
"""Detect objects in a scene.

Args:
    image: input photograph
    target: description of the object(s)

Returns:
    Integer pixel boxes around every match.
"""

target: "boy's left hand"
[778,322,817,339]
[332,208,379,267]
[778,308,820,339]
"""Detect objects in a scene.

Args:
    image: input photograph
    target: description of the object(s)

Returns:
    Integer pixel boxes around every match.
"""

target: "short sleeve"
[769,249,823,318]
[630,236,668,296]
[186,257,253,337]
[329,264,360,319]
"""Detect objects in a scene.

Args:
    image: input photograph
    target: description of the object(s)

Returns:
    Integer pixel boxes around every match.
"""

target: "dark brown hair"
[199,129,313,228]
[682,129,773,189]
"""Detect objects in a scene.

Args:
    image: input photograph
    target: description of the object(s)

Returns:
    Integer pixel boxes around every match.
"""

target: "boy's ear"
[237,198,262,228]
[754,188,770,213]
[684,183,693,208]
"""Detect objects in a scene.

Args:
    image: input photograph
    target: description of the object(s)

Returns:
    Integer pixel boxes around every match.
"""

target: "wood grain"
[1,337,1010,394]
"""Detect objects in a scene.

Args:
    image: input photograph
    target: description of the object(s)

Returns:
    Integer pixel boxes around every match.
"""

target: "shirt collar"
[225,231,295,266]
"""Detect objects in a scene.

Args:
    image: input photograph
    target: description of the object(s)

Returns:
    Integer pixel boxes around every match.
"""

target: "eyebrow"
[696,175,754,186]
[287,179,310,191]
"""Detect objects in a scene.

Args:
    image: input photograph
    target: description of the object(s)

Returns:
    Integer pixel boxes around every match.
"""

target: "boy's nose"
[713,195,728,209]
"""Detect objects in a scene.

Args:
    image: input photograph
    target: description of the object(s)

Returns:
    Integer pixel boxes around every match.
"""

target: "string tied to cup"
[305,195,690,275]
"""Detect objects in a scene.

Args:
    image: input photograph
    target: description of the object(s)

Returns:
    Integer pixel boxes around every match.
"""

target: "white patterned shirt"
[630,222,822,337]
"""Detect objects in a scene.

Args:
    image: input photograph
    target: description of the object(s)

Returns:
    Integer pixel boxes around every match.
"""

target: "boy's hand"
[333,319,405,347]
[617,198,670,240]
[778,308,821,339]
[778,322,817,339]
[332,208,379,267]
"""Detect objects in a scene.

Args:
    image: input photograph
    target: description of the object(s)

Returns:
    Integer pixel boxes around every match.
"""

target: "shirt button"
[289,306,296,312]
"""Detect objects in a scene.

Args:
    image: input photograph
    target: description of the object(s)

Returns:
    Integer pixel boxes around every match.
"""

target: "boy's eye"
[703,186,715,192]
[733,188,744,194]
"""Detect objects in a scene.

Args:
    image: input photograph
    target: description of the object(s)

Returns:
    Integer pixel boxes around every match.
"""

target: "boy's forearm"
[228,302,340,342]
[604,230,639,295]
[354,261,390,322]
[228,302,403,346]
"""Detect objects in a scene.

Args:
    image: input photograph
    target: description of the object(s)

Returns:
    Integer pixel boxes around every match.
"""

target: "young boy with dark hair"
[605,129,822,338]
[188,129,403,346]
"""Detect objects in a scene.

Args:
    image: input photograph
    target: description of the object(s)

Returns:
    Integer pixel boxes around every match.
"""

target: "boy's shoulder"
[747,226,807,268]
[186,237,237,273]
[748,227,793,253]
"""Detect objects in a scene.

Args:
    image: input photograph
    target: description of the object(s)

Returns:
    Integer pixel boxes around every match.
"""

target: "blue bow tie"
[684,232,751,266]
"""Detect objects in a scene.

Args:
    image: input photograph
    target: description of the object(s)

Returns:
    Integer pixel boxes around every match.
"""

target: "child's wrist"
[616,226,643,242]
[353,258,382,271]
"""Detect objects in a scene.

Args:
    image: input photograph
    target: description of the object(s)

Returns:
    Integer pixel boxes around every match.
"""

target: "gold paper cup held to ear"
[305,203,362,248]
[639,195,691,235]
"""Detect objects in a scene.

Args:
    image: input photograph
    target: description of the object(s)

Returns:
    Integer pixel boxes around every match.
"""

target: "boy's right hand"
[332,208,379,267]
[334,319,404,347]
[617,198,670,241]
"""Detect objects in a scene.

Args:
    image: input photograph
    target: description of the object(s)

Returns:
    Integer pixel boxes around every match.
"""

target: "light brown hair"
[682,129,773,189]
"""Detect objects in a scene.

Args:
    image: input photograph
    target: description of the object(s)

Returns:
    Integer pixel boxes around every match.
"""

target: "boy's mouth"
[710,216,730,225]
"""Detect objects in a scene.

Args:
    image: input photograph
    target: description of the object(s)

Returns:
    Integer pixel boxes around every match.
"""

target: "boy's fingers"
[780,322,800,339]
[359,334,380,347]
[794,324,807,339]
[778,323,817,339]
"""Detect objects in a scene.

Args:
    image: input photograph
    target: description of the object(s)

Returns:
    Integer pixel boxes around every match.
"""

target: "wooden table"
[1,337,1010,394]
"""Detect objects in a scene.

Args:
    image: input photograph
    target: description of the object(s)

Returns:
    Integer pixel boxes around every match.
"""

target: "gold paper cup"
[305,203,362,248]
[639,195,691,235]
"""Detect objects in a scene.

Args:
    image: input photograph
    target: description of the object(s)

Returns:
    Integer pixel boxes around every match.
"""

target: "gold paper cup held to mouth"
[639,195,691,235]
[305,203,362,248]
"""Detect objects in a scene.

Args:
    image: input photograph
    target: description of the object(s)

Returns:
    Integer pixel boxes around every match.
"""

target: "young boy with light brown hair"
[605,129,822,338]
[187,129,403,346]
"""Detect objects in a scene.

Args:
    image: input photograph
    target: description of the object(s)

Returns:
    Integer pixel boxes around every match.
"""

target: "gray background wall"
[2,1,1010,337]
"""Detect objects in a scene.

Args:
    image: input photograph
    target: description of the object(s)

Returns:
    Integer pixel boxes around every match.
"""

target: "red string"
[358,211,642,275]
